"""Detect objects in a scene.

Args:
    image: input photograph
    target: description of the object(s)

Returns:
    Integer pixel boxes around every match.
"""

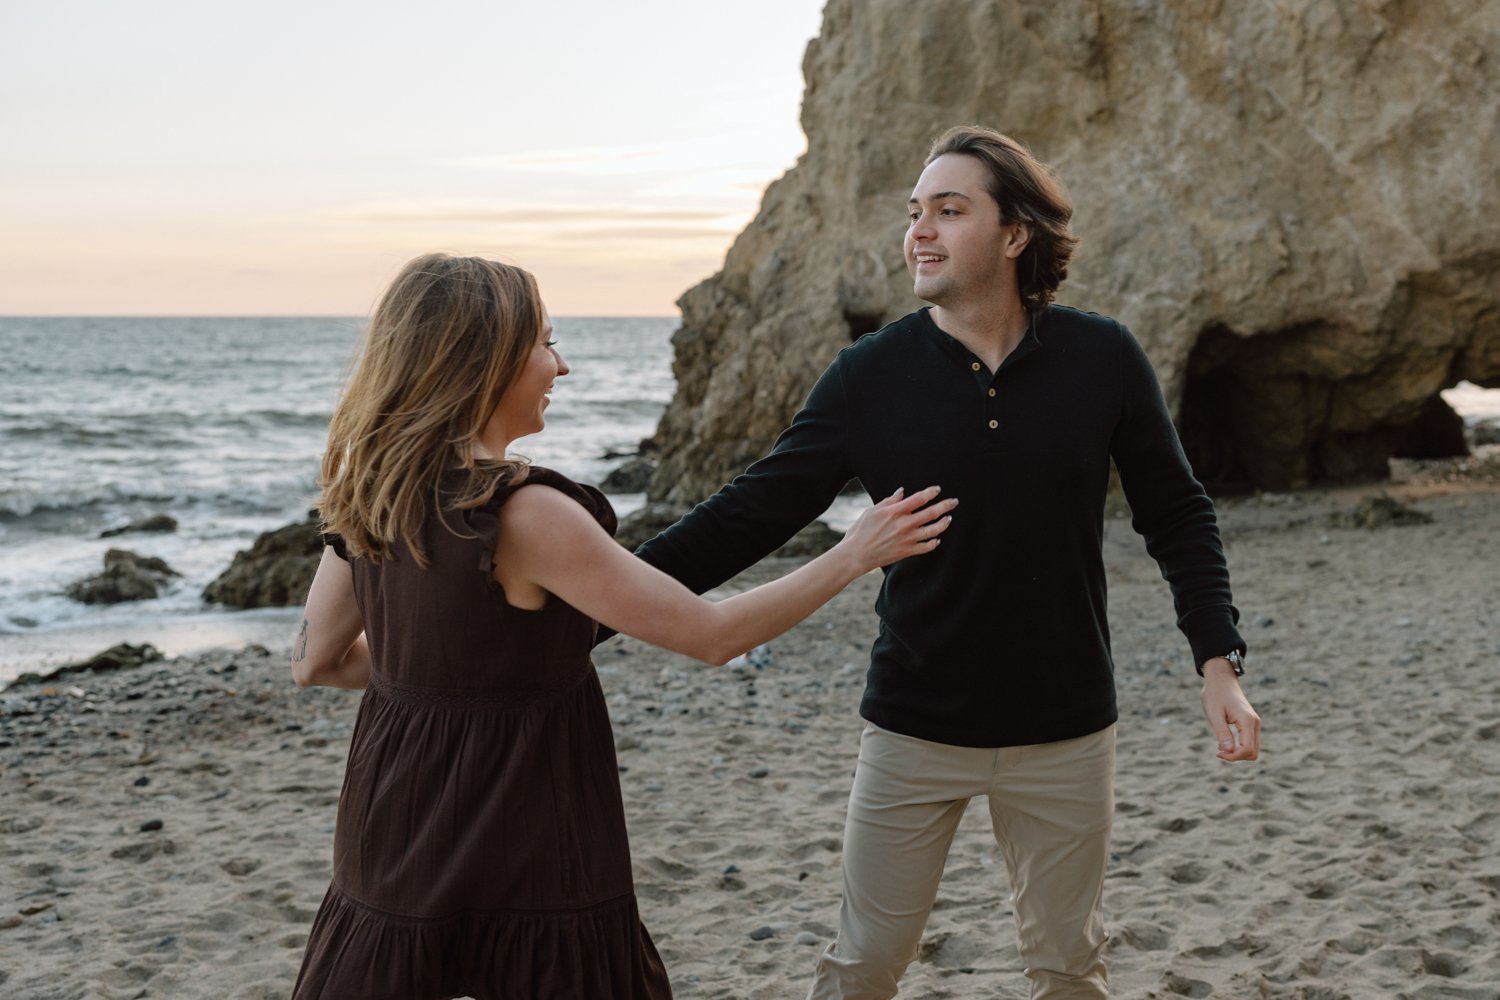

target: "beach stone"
[1331,495,1434,530]
[600,457,657,494]
[0,695,36,716]
[749,926,775,941]
[749,766,770,779]
[645,0,1500,501]
[796,931,819,946]
[203,511,322,608]
[0,915,21,930]
[0,816,45,835]
[65,549,180,605]
[222,857,262,876]
[110,841,160,862]
[99,514,178,538]
[139,819,163,832]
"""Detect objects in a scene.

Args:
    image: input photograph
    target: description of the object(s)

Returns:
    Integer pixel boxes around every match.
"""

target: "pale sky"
[0,0,825,316]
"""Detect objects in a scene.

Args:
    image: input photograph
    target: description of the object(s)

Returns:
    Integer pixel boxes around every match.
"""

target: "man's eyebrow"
[908,191,975,205]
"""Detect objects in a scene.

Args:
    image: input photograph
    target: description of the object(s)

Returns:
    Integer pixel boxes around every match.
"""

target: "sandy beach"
[3,455,1498,999]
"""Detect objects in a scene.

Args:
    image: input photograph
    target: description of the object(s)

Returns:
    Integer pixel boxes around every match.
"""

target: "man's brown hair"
[926,126,1080,311]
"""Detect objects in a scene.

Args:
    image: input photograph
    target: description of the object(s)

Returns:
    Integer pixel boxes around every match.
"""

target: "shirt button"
[987,388,996,397]
[970,362,981,372]
[988,419,998,429]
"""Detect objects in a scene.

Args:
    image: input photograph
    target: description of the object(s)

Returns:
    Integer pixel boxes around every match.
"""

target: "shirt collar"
[919,306,1044,377]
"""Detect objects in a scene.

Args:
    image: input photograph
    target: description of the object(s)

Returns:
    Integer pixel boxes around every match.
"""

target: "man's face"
[904,153,1025,307]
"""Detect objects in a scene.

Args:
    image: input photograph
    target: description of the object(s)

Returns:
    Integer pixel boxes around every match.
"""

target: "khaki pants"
[807,723,1116,1000]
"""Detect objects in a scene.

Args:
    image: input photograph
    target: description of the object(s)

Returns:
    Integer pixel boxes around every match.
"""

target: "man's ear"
[1005,221,1034,260]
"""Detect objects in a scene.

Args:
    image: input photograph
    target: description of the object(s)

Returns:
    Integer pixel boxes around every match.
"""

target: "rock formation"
[615,503,690,552]
[4,643,165,690]
[66,549,181,604]
[99,514,178,539]
[202,513,322,609]
[600,457,658,494]
[649,0,1500,499]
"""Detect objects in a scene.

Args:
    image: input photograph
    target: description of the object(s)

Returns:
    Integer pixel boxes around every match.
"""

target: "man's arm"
[1109,324,1260,761]
[633,353,856,595]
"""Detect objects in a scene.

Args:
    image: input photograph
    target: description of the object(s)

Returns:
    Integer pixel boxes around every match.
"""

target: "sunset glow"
[0,0,825,316]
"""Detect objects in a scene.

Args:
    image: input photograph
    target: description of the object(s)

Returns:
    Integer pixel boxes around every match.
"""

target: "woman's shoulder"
[491,466,618,537]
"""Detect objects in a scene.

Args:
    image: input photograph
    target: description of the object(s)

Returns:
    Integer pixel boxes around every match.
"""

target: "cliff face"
[649,0,1500,500]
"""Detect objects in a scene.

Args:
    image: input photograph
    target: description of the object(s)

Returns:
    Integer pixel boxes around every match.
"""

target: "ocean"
[4,316,1497,687]
[0,316,678,684]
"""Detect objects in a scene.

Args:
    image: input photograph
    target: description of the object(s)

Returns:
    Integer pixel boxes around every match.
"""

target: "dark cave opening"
[1177,324,1471,494]
[844,309,885,342]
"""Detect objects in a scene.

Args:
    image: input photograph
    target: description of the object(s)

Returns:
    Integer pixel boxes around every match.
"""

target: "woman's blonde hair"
[319,252,543,567]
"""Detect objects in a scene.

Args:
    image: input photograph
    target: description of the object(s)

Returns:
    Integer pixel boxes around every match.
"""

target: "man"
[631,125,1262,999]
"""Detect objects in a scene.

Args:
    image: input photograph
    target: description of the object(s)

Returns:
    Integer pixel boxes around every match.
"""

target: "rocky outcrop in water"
[99,514,178,539]
[66,549,180,604]
[601,457,658,494]
[649,0,1500,499]
[203,514,322,609]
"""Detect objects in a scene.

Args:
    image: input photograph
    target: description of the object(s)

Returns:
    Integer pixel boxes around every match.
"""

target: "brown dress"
[293,468,671,1000]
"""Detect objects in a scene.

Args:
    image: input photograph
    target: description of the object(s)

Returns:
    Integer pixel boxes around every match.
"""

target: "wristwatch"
[1207,649,1245,677]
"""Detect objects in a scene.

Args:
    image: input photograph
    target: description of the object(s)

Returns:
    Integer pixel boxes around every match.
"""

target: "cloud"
[448,145,670,173]
[338,202,738,226]
[443,132,803,179]
[545,226,737,244]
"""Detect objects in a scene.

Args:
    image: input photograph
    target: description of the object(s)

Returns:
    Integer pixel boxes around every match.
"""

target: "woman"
[289,253,955,999]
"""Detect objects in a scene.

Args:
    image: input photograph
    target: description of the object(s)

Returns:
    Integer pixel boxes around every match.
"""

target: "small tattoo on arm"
[293,618,309,662]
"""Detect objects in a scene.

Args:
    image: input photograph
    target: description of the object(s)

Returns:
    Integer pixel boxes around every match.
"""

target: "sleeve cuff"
[1181,607,1246,675]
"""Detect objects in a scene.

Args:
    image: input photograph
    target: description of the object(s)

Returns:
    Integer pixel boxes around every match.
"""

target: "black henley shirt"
[633,305,1244,747]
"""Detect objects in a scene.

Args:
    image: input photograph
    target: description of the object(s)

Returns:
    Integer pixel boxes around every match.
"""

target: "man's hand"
[1201,658,1261,762]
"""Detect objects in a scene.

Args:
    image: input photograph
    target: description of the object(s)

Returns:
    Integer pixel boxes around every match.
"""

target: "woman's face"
[485,306,569,445]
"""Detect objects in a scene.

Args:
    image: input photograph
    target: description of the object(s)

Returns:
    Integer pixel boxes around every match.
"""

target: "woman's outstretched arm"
[292,548,370,689]
[496,485,955,665]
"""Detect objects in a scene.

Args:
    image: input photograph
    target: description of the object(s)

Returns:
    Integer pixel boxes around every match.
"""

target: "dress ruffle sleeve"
[320,531,350,562]
[465,466,617,560]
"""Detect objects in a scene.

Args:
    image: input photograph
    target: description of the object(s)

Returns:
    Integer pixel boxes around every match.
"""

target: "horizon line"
[0,313,682,321]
